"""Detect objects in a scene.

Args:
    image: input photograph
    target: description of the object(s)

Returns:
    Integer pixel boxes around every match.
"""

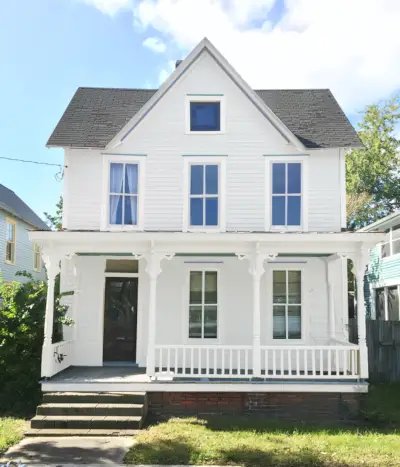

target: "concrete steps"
[27,392,147,436]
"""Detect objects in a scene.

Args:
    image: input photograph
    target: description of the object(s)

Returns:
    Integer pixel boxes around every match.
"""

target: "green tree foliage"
[346,96,400,230]
[44,196,63,230]
[0,273,71,414]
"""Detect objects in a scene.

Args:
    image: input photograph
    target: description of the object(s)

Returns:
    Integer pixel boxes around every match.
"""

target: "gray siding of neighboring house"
[0,209,46,282]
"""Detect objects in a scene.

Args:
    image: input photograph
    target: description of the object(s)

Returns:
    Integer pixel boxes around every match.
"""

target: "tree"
[346,96,400,230]
[44,196,63,230]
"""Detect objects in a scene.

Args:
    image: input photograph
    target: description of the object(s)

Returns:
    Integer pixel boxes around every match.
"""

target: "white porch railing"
[154,344,360,380]
[155,345,253,378]
[41,340,74,378]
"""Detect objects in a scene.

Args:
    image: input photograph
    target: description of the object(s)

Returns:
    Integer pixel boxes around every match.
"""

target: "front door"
[103,277,138,362]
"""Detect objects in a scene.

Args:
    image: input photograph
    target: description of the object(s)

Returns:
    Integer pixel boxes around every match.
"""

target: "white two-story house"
[29,38,383,429]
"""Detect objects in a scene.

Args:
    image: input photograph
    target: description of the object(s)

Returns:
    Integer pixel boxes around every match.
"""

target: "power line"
[0,155,67,168]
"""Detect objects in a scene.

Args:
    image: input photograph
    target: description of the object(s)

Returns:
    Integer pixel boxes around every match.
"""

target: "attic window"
[186,95,225,133]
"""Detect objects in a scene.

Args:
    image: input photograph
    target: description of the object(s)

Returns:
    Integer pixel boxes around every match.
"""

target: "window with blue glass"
[189,164,219,227]
[190,102,221,131]
[109,162,139,226]
[271,162,302,227]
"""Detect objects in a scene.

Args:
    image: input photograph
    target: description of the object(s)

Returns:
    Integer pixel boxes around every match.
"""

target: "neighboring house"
[0,183,48,282]
[28,38,383,431]
[360,212,400,320]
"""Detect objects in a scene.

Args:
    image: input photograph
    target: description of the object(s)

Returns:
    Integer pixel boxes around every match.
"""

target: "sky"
[0,0,399,222]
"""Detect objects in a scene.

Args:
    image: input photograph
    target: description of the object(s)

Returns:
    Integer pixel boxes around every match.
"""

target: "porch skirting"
[147,391,362,423]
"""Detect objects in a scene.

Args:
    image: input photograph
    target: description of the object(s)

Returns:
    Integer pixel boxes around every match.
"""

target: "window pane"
[204,306,217,338]
[392,225,400,240]
[190,102,220,131]
[273,271,286,303]
[393,239,400,255]
[272,163,286,194]
[109,195,123,224]
[204,271,217,304]
[288,306,301,339]
[288,163,301,194]
[288,271,301,304]
[124,196,138,225]
[205,165,218,195]
[110,163,124,193]
[272,196,285,226]
[125,164,138,194]
[7,223,14,241]
[205,198,218,226]
[189,306,202,338]
[388,286,399,321]
[381,242,391,258]
[6,242,12,262]
[190,271,203,304]
[190,198,203,226]
[273,305,286,339]
[190,165,203,195]
[106,260,138,273]
[287,196,301,226]
[376,288,385,320]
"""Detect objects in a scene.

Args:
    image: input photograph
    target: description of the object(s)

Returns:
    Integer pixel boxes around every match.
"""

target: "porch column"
[41,251,62,377]
[323,257,336,339]
[237,247,277,378]
[141,248,174,378]
[354,244,369,379]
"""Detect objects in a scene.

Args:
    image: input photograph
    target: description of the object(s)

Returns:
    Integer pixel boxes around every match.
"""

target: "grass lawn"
[0,417,27,456]
[126,383,400,467]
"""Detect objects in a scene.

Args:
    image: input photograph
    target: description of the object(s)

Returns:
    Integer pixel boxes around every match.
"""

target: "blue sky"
[0,0,399,222]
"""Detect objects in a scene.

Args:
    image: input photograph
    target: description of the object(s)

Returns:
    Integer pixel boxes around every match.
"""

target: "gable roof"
[0,184,50,230]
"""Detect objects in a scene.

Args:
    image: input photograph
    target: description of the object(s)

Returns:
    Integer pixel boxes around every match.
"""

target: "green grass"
[125,384,400,466]
[0,417,27,455]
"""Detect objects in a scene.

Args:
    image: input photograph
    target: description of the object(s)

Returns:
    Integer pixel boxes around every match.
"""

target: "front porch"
[29,230,384,393]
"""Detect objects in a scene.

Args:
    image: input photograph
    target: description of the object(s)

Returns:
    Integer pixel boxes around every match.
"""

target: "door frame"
[102,273,139,364]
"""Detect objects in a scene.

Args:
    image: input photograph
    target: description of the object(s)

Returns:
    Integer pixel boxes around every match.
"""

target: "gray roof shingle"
[0,184,50,230]
[47,87,361,149]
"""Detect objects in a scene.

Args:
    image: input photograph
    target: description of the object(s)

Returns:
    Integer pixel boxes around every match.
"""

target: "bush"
[0,273,71,415]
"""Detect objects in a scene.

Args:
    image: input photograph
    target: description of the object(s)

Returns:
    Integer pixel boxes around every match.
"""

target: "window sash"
[5,220,15,264]
[272,270,302,339]
[109,163,139,226]
[189,164,219,227]
[189,270,218,339]
[271,162,302,227]
[33,243,41,271]
[190,102,221,132]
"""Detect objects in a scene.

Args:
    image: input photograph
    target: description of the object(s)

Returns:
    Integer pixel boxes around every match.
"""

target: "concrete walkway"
[0,436,134,465]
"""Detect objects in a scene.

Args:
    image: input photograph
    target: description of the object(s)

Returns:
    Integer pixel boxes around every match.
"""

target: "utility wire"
[0,155,67,181]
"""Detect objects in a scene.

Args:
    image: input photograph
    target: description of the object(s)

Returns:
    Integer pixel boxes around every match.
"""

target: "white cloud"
[158,60,175,84]
[80,0,131,15]
[82,0,400,113]
[143,36,167,53]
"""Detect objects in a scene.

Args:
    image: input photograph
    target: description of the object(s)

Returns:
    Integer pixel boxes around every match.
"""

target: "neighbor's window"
[5,218,16,264]
[273,270,302,339]
[381,225,400,258]
[109,162,139,226]
[189,270,218,339]
[33,243,41,272]
[271,162,302,227]
[190,102,221,132]
[375,286,400,321]
[189,164,219,227]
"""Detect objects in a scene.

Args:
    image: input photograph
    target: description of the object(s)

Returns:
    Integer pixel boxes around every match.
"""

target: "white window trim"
[101,154,146,231]
[183,267,220,344]
[380,226,400,261]
[264,156,309,232]
[33,242,41,272]
[185,95,226,135]
[266,265,306,343]
[5,217,16,265]
[183,156,227,232]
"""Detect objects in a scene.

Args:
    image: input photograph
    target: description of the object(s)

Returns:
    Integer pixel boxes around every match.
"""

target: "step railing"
[154,345,253,378]
[261,345,360,379]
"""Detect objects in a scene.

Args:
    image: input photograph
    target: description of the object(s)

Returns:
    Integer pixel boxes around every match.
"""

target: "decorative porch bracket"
[339,246,370,379]
[236,246,277,377]
[133,249,175,378]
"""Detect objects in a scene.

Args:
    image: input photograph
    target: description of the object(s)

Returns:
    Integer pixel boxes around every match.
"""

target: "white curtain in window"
[110,164,123,224]
[125,164,138,194]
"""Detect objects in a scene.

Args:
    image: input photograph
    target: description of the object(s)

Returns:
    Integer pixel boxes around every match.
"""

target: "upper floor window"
[5,218,16,265]
[33,242,41,272]
[381,225,400,258]
[189,164,219,227]
[189,270,218,339]
[186,96,225,134]
[271,162,302,227]
[272,270,302,339]
[109,162,139,226]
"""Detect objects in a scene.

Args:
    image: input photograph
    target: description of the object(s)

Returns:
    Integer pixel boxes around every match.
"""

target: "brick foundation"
[148,392,361,423]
